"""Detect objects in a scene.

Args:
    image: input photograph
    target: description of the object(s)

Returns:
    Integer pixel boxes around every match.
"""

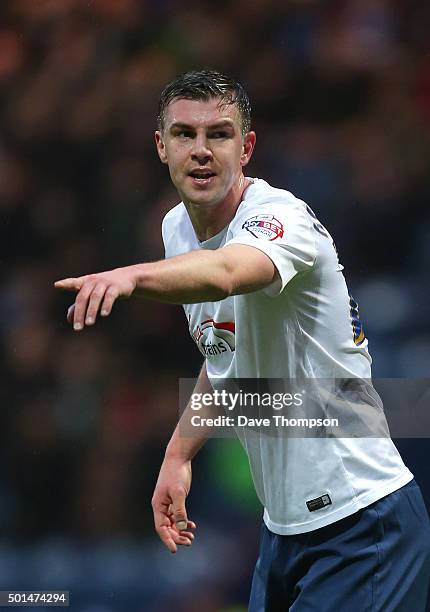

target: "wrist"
[128,263,147,292]
[164,441,193,464]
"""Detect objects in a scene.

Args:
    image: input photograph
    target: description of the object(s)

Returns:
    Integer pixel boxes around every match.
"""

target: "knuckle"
[106,286,119,298]
[78,285,93,300]
[172,485,185,497]
[151,495,160,509]
[92,286,106,298]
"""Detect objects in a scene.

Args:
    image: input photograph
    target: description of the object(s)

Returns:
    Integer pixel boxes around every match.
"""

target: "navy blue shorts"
[249,479,430,611]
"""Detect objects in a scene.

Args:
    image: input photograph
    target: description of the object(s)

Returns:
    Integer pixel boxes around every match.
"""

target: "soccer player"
[55,70,430,610]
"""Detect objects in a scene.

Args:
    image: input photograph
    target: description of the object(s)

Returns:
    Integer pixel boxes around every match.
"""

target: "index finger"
[54,278,85,292]
[153,509,177,554]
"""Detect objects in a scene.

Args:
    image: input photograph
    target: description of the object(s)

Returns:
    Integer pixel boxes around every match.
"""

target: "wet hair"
[157,69,251,136]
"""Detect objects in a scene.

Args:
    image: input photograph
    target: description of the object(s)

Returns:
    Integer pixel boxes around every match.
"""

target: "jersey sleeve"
[161,203,183,259]
[161,215,169,258]
[224,201,316,296]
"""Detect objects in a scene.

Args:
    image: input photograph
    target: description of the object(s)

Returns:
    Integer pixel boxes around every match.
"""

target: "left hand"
[152,456,196,554]
[54,268,137,331]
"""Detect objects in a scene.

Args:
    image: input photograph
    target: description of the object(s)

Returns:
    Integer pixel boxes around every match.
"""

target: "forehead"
[164,97,240,129]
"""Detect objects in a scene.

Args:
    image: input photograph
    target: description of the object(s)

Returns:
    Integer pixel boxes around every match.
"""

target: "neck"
[185,174,251,241]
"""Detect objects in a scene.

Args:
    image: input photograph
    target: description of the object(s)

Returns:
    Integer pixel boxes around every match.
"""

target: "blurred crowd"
[1,0,430,609]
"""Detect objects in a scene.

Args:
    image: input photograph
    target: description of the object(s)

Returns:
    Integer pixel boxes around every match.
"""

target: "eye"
[178,130,193,139]
[210,131,228,139]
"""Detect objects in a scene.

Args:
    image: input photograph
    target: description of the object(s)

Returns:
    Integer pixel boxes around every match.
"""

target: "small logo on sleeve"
[306,494,332,512]
[242,214,284,241]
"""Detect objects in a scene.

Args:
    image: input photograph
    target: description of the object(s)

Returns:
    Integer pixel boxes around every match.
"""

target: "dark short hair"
[157,69,251,136]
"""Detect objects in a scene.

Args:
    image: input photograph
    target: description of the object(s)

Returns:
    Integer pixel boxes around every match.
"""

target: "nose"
[191,134,213,164]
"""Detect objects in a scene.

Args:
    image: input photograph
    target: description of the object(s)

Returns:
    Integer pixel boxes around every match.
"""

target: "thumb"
[67,304,75,324]
[171,490,188,531]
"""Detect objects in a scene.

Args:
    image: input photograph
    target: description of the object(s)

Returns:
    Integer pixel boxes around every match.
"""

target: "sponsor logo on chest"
[190,318,235,357]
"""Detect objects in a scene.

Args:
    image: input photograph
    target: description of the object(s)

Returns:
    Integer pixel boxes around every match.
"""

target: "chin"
[184,190,222,208]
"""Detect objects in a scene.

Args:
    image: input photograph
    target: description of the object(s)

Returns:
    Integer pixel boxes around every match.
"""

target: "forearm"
[132,244,276,304]
[165,361,216,462]
[132,249,233,304]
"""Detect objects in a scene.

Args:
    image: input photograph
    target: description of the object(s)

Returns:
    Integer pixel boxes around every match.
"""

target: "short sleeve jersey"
[162,178,412,535]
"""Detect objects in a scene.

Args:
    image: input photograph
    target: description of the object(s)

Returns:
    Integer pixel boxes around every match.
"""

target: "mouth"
[188,169,216,186]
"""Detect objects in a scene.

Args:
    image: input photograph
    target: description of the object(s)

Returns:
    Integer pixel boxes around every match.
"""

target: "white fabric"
[162,178,413,535]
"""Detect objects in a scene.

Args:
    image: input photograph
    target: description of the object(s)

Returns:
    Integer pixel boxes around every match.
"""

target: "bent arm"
[55,244,277,330]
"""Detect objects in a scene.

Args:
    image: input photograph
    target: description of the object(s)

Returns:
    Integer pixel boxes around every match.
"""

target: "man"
[55,70,430,610]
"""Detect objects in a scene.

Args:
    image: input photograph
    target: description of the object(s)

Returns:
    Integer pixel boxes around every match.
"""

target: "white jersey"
[162,177,413,535]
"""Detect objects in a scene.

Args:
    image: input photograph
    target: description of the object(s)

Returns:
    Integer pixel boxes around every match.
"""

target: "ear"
[155,131,168,164]
[240,131,256,167]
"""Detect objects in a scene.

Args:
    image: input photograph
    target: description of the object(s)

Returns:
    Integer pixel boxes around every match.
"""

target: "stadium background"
[1,0,430,610]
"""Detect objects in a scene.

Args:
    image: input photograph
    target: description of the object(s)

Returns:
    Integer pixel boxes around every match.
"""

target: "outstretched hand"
[54,268,137,330]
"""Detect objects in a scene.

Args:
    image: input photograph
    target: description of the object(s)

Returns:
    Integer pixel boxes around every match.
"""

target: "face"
[155,97,256,209]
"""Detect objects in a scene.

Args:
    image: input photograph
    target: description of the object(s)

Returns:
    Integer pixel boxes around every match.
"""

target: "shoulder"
[161,201,189,244]
[241,178,309,214]
[232,178,314,234]
[161,201,197,257]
